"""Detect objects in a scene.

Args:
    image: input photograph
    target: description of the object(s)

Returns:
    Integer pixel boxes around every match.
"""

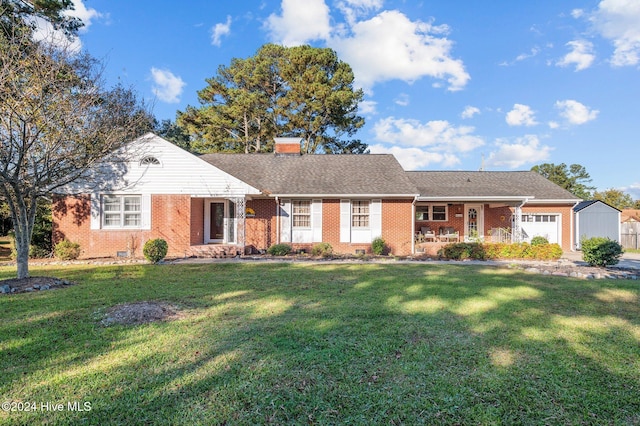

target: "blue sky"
[40,0,640,199]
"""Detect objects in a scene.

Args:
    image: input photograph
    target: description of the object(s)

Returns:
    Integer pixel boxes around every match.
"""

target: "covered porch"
[187,196,248,256]
[413,198,529,254]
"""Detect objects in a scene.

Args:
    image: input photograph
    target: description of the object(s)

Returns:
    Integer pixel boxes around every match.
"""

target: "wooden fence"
[622,222,639,249]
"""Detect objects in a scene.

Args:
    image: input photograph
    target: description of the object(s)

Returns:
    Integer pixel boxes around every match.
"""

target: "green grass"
[1,262,639,425]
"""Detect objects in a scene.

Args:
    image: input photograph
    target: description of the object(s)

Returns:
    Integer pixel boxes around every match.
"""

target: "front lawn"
[1,262,639,425]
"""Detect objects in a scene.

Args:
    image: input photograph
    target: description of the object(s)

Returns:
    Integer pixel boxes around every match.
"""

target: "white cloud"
[358,100,377,115]
[589,0,640,66]
[548,121,560,129]
[331,10,470,92]
[337,0,383,26]
[571,9,585,19]
[265,0,331,46]
[555,99,599,125]
[622,182,640,199]
[557,40,595,71]
[486,135,552,169]
[394,93,410,106]
[373,117,484,154]
[211,16,232,46]
[516,47,540,62]
[150,68,186,103]
[369,144,460,170]
[30,0,102,51]
[461,106,480,119]
[505,104,538,127]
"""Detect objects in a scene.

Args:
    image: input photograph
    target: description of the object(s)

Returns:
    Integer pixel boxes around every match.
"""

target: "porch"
[189,196,247,249]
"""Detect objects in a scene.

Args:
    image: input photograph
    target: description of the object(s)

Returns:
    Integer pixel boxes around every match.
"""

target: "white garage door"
[521,214,560,244]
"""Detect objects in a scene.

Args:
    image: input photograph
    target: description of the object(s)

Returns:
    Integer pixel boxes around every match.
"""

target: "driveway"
[562,250,640,270]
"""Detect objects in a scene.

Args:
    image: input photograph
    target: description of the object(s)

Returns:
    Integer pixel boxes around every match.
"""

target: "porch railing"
[488,227,512,243]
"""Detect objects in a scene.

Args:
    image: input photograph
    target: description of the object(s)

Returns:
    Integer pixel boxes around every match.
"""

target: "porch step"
[188,245,242,259]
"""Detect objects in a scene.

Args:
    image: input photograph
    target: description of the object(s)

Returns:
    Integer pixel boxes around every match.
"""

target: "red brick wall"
[415,204,465,237]
[190,198,204,245]
[382,199,413,255]
[245,199,277,252]
[53,194,194,258]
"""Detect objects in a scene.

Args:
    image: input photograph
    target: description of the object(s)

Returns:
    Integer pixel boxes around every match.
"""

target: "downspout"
[411,197,417,254]
[275,196,280,244]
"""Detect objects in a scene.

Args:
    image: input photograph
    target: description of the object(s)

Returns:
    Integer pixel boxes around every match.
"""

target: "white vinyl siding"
[280,200,292,243]
[312,199,322,242]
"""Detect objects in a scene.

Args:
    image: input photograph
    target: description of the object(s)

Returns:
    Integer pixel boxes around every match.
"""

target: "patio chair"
[438,227,459,242]
[420,226,436,242]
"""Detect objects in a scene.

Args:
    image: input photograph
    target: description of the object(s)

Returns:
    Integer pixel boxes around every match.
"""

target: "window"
[522,214,556,223]
[352,200,370,228]
[432,205,447,221]
[415,204,447,221]
[292,200,311,228]
[139,156,161,166]
[102,195,142,228]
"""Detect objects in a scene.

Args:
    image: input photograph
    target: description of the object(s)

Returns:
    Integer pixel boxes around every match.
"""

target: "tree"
[154,118,192,151]
[0,30,152,278]
[593,189,635,210]
[531,163,595,199]
[0,0,83,39]
[178,43,366,154]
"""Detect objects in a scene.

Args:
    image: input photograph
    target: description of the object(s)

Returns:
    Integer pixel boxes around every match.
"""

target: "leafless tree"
[0,30,152,278]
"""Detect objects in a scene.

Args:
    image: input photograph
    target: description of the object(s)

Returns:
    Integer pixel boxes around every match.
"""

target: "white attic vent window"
[139,156,161,166]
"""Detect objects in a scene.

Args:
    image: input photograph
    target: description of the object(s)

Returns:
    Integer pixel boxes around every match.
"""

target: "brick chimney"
[274,137,302,156]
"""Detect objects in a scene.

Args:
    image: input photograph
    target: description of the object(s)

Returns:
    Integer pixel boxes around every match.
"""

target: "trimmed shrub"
[441,243,486,260]
[54,240,81,260]
[371,237,387,255]
[531,236,549,246]
[267,243,292,256]
[581,237,623,267]
[143,238,168,263]
[311,242,333,257]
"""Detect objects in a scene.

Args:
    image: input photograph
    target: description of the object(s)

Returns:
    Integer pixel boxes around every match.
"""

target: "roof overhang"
[269,193,420,198]
[416,196,533,202]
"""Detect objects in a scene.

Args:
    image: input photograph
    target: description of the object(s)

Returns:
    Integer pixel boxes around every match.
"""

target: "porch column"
[512,205,523,243]
[233,197,245,247]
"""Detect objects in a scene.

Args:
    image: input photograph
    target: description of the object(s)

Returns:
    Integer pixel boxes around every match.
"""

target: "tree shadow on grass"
[0,262,639,424]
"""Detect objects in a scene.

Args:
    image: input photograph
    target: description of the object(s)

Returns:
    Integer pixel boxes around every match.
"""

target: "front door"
[465,204,484,241]
[209,202,225,241]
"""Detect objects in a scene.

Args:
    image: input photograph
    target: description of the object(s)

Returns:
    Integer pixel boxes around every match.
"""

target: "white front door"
[465,204,484,241]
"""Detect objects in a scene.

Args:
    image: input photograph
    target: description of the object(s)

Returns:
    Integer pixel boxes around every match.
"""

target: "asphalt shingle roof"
[200,153,418,195]
[406,171,580,201]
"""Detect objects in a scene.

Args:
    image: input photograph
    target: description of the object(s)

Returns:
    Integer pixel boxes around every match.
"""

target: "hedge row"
[439,242,563,261]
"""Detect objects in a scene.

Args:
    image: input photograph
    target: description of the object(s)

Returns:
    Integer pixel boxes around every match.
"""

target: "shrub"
[267,243,291,256]
[311,242,333,257]
[54,240,81,260]
[581,237,623,267]
[143,238,168,263]
[531,236,549,246]
[371,237,386,255]
[441,243,486,260]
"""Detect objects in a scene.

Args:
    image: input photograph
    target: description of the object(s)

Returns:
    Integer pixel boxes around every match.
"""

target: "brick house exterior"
[53,134,581,259]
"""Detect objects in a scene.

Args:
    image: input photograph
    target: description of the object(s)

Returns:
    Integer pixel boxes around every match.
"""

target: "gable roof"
[200,153,418,196]
[574,200,621,213]
[621,209,640,222]
[407,171,580,202]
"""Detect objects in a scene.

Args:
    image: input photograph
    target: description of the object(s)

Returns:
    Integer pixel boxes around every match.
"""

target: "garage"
[520,214,560,244]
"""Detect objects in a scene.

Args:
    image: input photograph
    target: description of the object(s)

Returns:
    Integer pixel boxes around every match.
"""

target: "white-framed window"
[102,195,142,228]
[416,204,448,221]
[522,214,557,223]
[351,200,370,228]
[292,200,311,228]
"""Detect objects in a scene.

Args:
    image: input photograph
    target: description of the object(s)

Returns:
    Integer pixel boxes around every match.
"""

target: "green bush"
[441,242,563,261]
[143,238,168,263]
[267,243,292,256]
[531,236,549,246]
[311,242,333,257]
[441,243,486,260]
[581,237,623,267]
[54,240,81,260]
[371,237,387,255]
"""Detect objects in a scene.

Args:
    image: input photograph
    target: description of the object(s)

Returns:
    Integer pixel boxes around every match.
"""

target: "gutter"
[412,197,417,254]
[269,193,419,198]
[275,196,280,244]
[571,199,582,251]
